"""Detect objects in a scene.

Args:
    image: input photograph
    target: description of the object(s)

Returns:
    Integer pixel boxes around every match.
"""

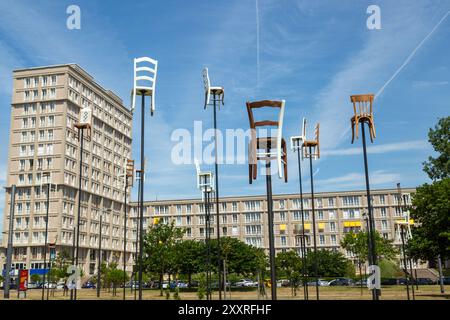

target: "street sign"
[18,269,28,291]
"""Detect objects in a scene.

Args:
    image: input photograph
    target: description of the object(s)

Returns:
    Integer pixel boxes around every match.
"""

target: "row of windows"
[23,75,57,88]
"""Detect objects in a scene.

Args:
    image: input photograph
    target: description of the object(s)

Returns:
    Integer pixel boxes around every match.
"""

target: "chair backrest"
[301,117,307,140]
[134,57,158,92]
[350,94,374,117]
[202,67,210,93]
[314,123,320,144]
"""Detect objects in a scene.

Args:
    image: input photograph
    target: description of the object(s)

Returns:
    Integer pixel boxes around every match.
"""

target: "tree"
[106,262,129,296]
[341,230,398,265]
[379,259,402,279]
[30,274,41,284]
[275,250,302,296]
[143,220,184,296]
[423,116,450,181]
[408,178,450,261]
[173,240,204,286]
[304,249,353,278]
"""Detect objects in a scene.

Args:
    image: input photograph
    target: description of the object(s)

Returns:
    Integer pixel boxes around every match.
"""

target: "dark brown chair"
[350,94,376,143]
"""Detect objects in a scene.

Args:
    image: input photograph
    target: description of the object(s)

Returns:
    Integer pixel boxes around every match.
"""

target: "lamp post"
[202,67,225,299]
[246,100,288,300]
[73,106,92,300]
[294,225,308,300]
[131,56,158,300]
[349,94,379,300]
[195,159,214,300]
[4,185,16,299]
[121,159,134,300]
[41,172,56,300]
[97,212,103,298]
[301,119,320,300]
[290,118,308,300]
[133,170,142,300]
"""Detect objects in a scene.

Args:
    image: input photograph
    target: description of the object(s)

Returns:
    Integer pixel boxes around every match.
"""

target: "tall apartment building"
[1,64,134,277]
[131,188,415,266]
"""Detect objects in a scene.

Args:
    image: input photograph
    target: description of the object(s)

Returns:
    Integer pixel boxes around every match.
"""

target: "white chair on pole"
[247,100,287,183]
[195,158,214,198]
[202,67,224,109]
[290,117,307,154]
[131,57,158,115]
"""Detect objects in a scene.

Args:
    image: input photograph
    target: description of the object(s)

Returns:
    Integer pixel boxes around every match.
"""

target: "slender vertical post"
[123,179,128,300]
[212,92,222,300]
[296,149,308,300]
[400,226,410,300]
[204,187,210,300]
[42,182,50,300]
[308,146,319,300]
[360,123,379,300]
[97,214,102,298]
[74,127,84,300]
[134,172,141,300]
[4,185,16,299]
[265,148,277,300]
[437,254,445,294]
[70,227,75,300]
[138,93,145,300]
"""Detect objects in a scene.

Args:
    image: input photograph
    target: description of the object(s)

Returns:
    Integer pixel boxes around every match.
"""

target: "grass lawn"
[1,285,449,300]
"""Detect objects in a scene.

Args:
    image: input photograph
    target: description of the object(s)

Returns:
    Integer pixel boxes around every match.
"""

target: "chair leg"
[351,120,355,144]
[355,117,359,141]
[249,164,253,184]
[253,164,258,181]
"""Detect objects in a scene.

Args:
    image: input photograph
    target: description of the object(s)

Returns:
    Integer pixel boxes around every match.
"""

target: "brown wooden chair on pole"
[302,121,320,160]
[246,100,287,184]
[350,94,376,144]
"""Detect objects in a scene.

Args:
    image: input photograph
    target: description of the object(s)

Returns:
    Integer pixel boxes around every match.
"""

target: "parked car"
[442,277,450,285]
[189,280,199,288]
[354,279,368,286]
[235,279,254,287]
[329,278,354,286]
[307,279,329,286]
[381,278,398,285]
[44,282,57,289]
[27,282,41,289]
[415,278,435,285]
[277,279,290,287]
[82,281,96,289]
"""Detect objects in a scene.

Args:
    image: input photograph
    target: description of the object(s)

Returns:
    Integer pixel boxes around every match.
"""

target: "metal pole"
[123,180,128,300]
[360,123,379,300]
[308,146,319,300]
[70,226,75,300]
[265,149,277,300]
[212,92,222,300]
[97,214,102,298]
[42,182,50,300]
[74,127,84,300]
[296,149,308,300]
[400,226,410,300]
[4,185,16,299]
[204,188,211,300]
[409,256,415,300]
[437,254,445,294]
[138,93,145,300]
[134,172,141,300]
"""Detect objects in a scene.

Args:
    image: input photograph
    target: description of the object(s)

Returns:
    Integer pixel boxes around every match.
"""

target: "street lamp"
[119,159,134,300]
[195,159,214,300]
[131,56,158,300]
[246,100,288,300]
[293,224,308,300]
[348,94,379,300]
[40,172,57,300]
[301,118,320,300]
[202,67,225,299]
[290,117,308,300]
[73,106,92,300]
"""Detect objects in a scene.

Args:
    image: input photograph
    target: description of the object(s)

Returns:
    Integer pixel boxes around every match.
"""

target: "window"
[280,212,286,222]
[331,235,337,245]
[281,236,287,246]
[279,200,285,209]
[319,235,325,245]
[48,130,54,140]
[186,216,191,225]
[232,202,237,211]
[233,214,238,223]
[379,195,385,205]
[342,196,360,206]
[328,198,335,207]
[244,201,261,211]
[381,220,388,230]
[380,207,387,217]
[293,211,301,221]
[176,205,182,214]
[330,222,336,232]
[318,211,324,220]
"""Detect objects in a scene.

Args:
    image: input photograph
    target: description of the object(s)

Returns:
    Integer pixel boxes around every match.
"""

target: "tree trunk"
[159,272,163,296]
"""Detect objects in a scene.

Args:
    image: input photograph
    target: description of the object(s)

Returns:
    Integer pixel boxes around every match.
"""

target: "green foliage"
[340,230,398,263]
[379,259,401,279]
[408,178,450,261]
[173,240,204,285]
[423,116,450,181]
[30,274,41,283]
[197,273,206,300]
[304,249,353,277]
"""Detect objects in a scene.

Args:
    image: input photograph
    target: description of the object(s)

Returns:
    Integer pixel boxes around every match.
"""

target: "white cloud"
[322,140,429,156]
[316,170,401,189]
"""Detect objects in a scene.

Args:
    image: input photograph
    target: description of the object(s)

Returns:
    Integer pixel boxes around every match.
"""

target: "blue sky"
[0,0,449,237]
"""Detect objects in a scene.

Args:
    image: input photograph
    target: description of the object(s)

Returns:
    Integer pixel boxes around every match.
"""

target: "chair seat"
[209,86,224,94]
[133,87,154,96]
[351,114,373,122]
[303,140,318,147]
